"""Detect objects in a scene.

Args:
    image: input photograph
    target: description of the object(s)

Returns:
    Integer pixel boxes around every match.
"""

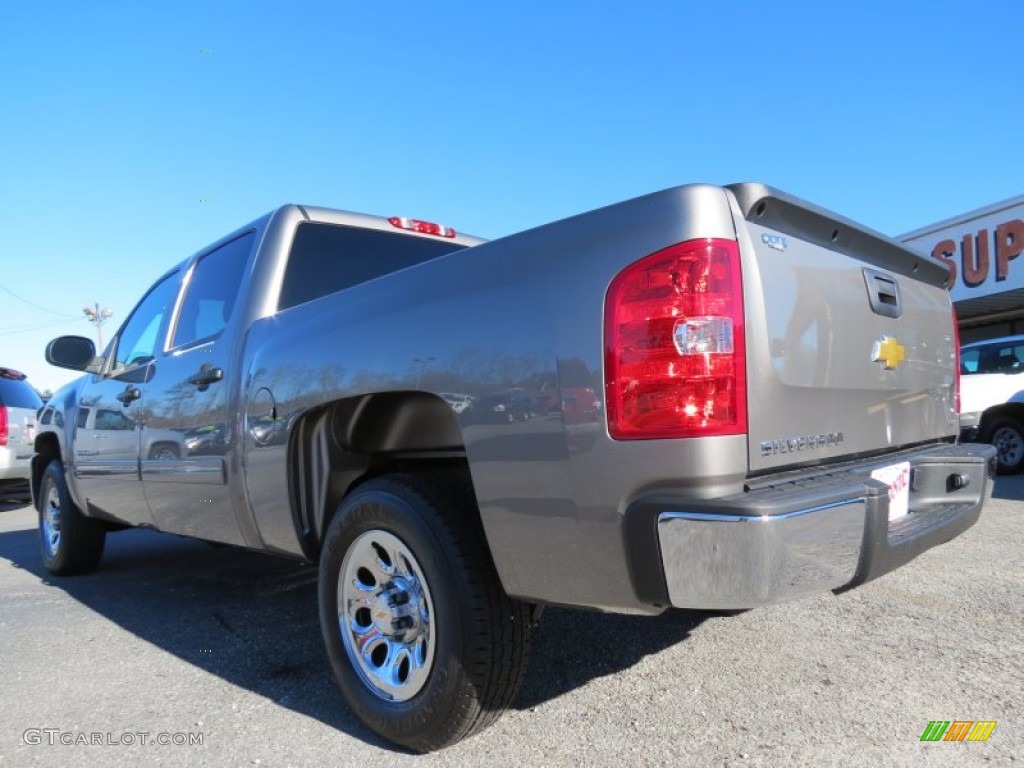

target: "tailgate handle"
[863,269,902,319]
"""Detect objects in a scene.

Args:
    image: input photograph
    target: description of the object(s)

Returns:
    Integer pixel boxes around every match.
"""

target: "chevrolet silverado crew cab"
[34,184,995,751]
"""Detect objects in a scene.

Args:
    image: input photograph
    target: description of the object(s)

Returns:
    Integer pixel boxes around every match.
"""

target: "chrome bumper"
[658,500,865,608]
[649,443,995,610]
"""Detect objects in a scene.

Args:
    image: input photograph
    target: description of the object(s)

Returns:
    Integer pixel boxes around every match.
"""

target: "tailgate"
[726,184,959,474]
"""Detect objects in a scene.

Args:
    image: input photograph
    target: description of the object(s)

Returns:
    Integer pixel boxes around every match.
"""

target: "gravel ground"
[0,477,1020,767]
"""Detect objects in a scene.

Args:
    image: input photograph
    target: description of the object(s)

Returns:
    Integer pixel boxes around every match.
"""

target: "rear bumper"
[0,452,33,481]
[629,443,996,610]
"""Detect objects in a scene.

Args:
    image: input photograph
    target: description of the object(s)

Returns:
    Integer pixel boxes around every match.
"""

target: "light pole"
[83,303,113,350]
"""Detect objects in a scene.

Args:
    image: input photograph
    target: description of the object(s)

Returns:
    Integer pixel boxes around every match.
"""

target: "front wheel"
[37,460,106,575]
[318,472,532,752]
[985,418,1024,473]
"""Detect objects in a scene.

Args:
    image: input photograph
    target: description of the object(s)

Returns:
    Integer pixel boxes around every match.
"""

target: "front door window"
[111,272,180,374]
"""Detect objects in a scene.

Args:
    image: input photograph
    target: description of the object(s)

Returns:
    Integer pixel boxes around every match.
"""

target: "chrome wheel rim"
[993,426,1023,468]
[42,484,61,558]
[338,529,436,701]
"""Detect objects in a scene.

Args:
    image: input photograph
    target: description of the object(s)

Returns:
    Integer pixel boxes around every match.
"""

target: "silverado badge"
[871,336,906,370]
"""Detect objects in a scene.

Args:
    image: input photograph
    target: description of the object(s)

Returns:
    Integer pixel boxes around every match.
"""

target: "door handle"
[116,386,141,405]
[188,364,224,392]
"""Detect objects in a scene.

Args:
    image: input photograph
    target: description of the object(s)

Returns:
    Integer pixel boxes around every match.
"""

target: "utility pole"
[83,303,113,350]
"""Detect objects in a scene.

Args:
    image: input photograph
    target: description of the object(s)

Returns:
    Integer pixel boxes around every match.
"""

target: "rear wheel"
[985,418,1024,474]
[37,460,106,575]
[148,443,180,460]
[319,472,532,752]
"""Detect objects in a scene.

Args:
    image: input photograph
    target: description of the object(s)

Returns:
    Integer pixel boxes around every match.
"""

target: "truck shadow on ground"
[0,522,707,750]
[991,473,1024,501]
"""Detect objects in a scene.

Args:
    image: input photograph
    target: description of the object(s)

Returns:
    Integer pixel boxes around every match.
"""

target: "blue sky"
[2,1,1022,392]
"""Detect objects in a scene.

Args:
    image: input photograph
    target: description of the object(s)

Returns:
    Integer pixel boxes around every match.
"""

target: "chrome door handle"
[116,386,141,405]
[188,364,223,392]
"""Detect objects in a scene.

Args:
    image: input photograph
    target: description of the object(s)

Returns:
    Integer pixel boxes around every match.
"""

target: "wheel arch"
[980,402,1024,435]
[980,403,1024,473]
[31,432,62,505]
[288,391,479,561]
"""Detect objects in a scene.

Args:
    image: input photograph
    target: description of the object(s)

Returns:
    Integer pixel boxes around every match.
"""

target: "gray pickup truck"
[35,184,995,751]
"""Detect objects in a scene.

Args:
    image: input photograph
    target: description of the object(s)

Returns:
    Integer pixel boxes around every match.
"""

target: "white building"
[900,195,1024,343]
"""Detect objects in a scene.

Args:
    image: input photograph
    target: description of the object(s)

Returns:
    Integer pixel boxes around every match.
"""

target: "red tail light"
[0,406,7,447]
[952,305,961,414]
[604,238,747,439]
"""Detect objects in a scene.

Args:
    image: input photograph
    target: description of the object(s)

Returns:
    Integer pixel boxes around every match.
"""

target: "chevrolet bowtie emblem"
[871,336,906,370]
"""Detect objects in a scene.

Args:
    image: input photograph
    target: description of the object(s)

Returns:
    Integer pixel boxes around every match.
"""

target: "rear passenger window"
[278,223,466,310]
[976,344,1024,373]
[0,372,43,409]
[993,347,1022,371]
[172,233,254,349]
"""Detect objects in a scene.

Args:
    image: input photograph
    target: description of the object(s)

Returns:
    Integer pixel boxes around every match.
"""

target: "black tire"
[37,460,106,575]
[318,472,532,752]
[984,417,1024,474]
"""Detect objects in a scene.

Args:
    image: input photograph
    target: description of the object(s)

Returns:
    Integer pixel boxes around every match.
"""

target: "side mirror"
[45,336,102,373]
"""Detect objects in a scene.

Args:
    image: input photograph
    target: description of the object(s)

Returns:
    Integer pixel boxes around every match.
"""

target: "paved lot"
[0,478,1020,767]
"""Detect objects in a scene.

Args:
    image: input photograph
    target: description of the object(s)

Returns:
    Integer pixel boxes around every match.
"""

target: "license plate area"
[871,462,911,521]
